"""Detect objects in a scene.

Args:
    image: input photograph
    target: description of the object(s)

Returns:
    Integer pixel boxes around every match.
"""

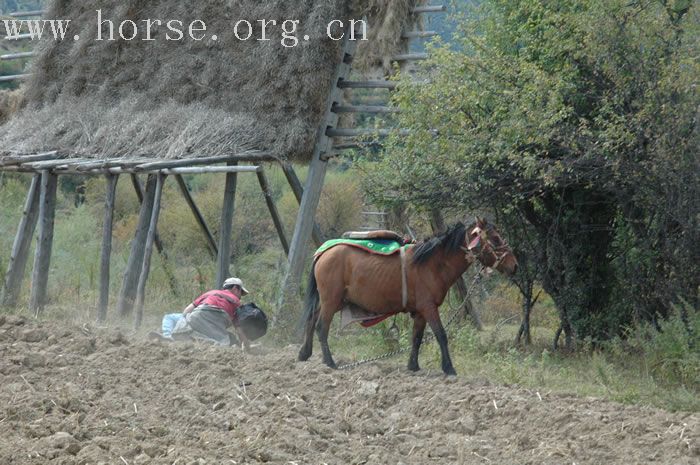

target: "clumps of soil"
[0,315,697,464]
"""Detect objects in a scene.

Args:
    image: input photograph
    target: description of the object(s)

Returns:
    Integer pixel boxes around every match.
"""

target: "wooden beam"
[29,171,58,315]
[97,174,118,323]
[332,104,399,114]
[9,10,44,17]
[18,157,92,171]
[4,33,32,40]
[337,79,397,90]
[412,5,446,13]
[174,174,218,259]
[129,174,179,295]
[280,163,324,247]
[116,174,157,317]
[159,166,260,175]
[0,51,34,60]
[132,152,276,172]
[402,30,439,39]
[0,74,30,82]
[278,23,359,330]
[215,163,238,288]
[256,168,289,256]
[0,151,61,167]
[133,173,166,329]
[326,128,409,137]
[1,174,41,307]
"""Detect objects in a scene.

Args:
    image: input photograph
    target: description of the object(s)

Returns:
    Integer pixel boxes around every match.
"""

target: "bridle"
[460,225,511,269]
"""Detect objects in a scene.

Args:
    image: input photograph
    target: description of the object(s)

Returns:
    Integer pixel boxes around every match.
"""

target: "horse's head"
[465,217,518,276]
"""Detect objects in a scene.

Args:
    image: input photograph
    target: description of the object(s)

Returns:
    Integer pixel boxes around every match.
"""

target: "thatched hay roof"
[0,0,421,161]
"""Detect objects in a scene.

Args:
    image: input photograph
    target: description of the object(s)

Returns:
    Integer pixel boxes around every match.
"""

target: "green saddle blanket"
[314,238,403,258]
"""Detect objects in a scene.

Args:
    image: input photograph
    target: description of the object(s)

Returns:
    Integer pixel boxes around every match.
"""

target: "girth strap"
[400,246,408,309]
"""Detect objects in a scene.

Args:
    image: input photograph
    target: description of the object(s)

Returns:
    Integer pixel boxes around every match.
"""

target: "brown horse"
[298,218,518,375]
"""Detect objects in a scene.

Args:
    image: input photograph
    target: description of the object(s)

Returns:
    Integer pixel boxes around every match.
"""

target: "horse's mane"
[412,222,468,265]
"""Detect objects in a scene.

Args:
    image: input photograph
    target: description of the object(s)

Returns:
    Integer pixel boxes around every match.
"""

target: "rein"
[400,246,408,309]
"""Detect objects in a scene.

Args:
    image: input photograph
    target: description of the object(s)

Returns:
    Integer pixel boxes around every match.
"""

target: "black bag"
[236,303,268,341]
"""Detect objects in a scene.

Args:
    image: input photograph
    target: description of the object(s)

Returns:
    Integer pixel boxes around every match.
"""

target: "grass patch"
[328,317,699,413]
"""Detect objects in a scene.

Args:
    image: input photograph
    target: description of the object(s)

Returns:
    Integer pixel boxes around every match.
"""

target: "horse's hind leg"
[316,302,339,369]
[407,315,426,372]
[298,306,319,361]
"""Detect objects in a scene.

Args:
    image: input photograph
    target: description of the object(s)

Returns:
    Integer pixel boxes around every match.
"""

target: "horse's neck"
[423,247,473,290]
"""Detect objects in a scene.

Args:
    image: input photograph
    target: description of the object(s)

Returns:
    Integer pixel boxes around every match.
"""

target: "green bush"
[613,302,699,387]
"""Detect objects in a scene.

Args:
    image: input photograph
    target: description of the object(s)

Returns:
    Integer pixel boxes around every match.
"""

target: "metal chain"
[337,265,485,370]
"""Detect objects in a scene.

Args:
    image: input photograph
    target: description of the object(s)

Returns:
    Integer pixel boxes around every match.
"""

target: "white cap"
[223,277,249,295]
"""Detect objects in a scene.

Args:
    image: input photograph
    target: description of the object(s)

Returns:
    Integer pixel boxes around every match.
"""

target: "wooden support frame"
[332,104,399,114]
[256,169,289,256]
[277,24,360,328]
[116,174,157,317]
[97,174,118,323]
[1,51,35,60]
[1,174,41,307]
[129,174,179,295]
[29,171,58,315]
[0,151,61,167]
[215,163,238,288]
[9,10,44,17]
[280,163,324,247]
[133,173,166,329]
[174,175,218,259]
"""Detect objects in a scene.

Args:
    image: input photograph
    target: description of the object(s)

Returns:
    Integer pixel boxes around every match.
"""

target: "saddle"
[341,230,408,244]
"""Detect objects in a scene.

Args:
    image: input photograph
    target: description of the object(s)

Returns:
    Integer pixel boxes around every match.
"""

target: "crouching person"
[174,277,251,349]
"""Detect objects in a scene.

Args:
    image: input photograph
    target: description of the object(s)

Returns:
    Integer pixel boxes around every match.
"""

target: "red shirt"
[193,289,241,323]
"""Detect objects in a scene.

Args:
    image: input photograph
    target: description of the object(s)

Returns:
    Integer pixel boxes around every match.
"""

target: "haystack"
[0,89,23,124]
[0,0,421,161]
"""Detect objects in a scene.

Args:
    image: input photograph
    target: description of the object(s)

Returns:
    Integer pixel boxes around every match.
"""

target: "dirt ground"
[0,315,696,465]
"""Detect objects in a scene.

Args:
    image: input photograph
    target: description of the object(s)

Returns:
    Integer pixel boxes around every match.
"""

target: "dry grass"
[0,0,423,161]
[0,89,23,125]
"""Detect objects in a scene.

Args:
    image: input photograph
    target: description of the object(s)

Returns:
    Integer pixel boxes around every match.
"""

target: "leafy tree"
[363,0,698,346]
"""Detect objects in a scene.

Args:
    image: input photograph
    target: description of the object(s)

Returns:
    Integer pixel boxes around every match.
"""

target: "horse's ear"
[476,216,486,227]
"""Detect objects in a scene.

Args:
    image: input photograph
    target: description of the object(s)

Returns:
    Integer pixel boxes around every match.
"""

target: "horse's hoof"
[407,363,420,372]
[298,349,311,362]
[444,369,457,377]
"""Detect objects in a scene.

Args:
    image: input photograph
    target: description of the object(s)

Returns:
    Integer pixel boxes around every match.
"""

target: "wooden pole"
[215,163,238,288]
[1,174,41,307]
[277,26,358,331]
[280,163,324,247]
[96,174,118,323]
[129,174,179,295]
[256,168,289,256]
[430,209,483,330]
[133,174,166,329]
[117,174,157,317]
[29,171,58,316]
[174,174,218,259]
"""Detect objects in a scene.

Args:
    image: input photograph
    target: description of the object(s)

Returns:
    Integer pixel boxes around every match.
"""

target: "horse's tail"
[299,261,320,330]
[297,261,320,360]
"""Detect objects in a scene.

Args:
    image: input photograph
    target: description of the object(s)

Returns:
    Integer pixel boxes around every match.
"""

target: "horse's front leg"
[407,314,426,372]
[425,307,457,376]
